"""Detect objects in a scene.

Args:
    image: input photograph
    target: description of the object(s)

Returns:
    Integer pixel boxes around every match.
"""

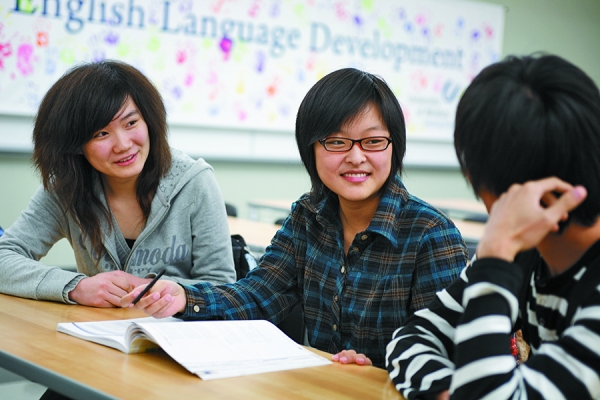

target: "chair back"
[225,203,238,217]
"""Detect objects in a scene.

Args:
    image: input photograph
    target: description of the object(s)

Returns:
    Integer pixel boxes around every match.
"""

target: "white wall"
[1,0,599,267]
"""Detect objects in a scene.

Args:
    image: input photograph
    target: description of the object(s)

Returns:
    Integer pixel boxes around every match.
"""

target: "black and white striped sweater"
[386,241,600,400]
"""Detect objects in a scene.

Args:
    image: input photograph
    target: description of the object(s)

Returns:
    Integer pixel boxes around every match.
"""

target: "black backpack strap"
[231,234,257,280]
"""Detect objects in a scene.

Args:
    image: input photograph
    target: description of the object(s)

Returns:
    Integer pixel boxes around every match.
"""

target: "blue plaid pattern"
[179,173,467,367]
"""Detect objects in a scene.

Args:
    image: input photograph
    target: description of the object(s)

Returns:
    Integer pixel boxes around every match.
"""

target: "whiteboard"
[0,0,504,164]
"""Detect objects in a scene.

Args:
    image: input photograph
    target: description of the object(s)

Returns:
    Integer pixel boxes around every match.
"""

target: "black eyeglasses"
[318,136,392,152]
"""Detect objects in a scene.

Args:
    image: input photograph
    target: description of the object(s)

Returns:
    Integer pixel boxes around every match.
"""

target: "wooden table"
[0,294,402,400]
[426,198,488,223]
[241,201,485,244]
[248,198,489,222]
[247,199,293,222]
[452,219,485,243]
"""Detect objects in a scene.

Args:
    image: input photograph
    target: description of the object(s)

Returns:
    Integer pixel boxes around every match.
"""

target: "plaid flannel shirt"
[179,173,467,367]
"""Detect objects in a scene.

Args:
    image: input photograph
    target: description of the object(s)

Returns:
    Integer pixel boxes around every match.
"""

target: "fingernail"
[340,357,348,363]
[574,186,587,199]
[332,354,339,361]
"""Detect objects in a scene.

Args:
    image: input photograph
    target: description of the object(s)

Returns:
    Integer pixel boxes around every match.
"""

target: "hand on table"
[120,280,186,318]
[477,177,587,261]
[69,270,150,307]
[331,349,373,366]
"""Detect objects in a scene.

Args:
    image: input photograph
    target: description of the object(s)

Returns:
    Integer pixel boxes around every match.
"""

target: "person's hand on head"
[477,177,587,261]
[68,270,146,307]
[120,280,187,318]
[331,349,373,366]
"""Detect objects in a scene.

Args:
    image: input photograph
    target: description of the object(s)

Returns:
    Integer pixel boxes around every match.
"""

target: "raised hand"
[477,177,587,261]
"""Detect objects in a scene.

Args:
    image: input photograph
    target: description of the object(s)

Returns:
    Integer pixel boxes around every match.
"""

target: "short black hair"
[295,68,406,202]
[454,53,600,226]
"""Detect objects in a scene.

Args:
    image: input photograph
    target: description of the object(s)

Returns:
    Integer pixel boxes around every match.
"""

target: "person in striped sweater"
[386,53,600,399]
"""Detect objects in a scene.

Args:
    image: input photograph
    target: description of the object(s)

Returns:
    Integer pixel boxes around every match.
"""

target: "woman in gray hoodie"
[0,61,235,307]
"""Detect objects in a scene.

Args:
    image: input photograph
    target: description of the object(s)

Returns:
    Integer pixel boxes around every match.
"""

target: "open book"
[57,317,331,380]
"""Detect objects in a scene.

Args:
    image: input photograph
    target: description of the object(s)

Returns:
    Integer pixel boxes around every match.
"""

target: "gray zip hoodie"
[0,149,235,303]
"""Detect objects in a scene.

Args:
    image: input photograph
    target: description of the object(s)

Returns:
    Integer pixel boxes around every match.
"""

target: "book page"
[135,319,331,380]
[56,317,180,353]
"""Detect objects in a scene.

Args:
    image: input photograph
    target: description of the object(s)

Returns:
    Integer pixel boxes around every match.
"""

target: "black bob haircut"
[454,53,600,226]
[295,68,406,202]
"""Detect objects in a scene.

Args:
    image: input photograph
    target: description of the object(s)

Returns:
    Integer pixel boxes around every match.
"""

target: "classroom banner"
[0,0,504,140]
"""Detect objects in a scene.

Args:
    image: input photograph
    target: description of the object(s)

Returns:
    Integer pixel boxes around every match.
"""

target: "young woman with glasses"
[121,68,468,368]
